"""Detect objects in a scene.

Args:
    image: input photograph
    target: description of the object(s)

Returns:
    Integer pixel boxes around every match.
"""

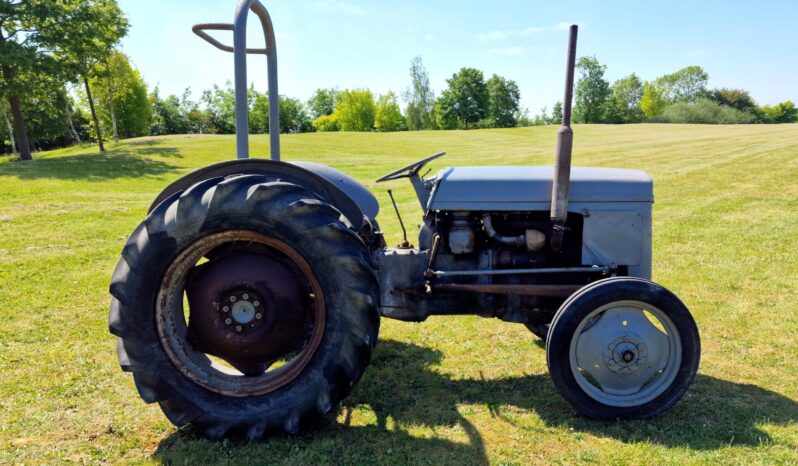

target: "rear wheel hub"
[185,251,312,375]
[156,231,326,396]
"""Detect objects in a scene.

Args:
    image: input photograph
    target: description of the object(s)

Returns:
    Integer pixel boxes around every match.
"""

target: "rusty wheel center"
[156,231,326,397]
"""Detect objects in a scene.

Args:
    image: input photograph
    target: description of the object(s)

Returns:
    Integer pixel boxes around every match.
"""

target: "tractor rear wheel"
[109,175,379,439]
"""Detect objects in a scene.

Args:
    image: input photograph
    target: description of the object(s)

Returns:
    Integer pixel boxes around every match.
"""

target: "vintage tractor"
[110,0,700,439]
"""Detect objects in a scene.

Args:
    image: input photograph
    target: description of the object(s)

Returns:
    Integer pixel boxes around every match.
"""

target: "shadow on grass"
[152,340,798,464]
[0,146,181,180]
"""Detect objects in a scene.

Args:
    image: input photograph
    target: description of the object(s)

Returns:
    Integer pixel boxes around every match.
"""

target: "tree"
[374,91,404,132]
[278,96,310,133]
[18,72,74,151]
[437,67,488,129]
[485,74,520,128]
[404,56,435,130]
[306,88,341,120]
[550,101,563,124]
[710,88,757,113]
[0,0,70,160]
[90,51,150,139]
[201,83,237,134]
[759,101,797,124]
[573,56,611,123]
[335,89,375,131]
[610,73,644,123]
[656,65,708,103]
[641,82,667,117]
[250,91,270,134]
[1,101,15,154]
[57,0,129,152]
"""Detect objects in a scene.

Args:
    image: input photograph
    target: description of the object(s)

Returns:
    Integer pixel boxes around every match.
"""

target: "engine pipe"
[481,214,525,248]
[549,24,578,252]
[431,265,611,278]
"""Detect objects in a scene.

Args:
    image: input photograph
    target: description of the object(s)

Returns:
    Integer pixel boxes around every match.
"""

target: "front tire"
[546,277,700,419]
[109,175,380,439]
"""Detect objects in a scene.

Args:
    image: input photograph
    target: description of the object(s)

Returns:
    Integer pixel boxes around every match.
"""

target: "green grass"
[1,124,797,465]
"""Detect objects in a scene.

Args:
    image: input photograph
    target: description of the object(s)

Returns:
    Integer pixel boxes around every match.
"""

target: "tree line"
[2,1,796,161]
[570,57,797,125]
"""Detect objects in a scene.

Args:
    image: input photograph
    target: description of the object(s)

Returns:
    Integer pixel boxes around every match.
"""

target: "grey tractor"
[109,0,700,440]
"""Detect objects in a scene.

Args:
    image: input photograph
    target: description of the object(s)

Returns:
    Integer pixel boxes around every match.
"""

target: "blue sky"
[117,0,798,114]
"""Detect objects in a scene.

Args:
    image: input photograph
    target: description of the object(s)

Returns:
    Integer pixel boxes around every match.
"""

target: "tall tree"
[486,74,520,128]
[437,67,488,129]
[0,0,68,160]
[374,91,404,132]
[404,56,435,130]
[573,56,611,123]
[335,89,375,131]
[90,51,150,139]
[278,96,311,133]
[57,0,129,152]
[200,83,237,134]
[611,73,644,123]
[306,88,341,120]
[656,65,708,103]
[550,101,563,124]
[640,82,667,117]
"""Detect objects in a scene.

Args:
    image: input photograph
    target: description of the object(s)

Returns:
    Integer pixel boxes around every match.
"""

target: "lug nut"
[243,293,249,300]
[253,300,260,307]
[229,296,237,303]
[255,313,262,320]
[222,306,230,313]
[225,318,232,325]
[235,325,242,332]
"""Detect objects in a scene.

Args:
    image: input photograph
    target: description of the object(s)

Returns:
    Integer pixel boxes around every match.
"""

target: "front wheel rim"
[568,300,682,407]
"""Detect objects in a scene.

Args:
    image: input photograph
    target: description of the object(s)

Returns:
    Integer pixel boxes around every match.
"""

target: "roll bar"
[192,0,280,161]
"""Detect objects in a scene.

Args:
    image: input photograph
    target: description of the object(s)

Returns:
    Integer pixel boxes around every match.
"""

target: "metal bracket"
[192,0,280,161]
[192,23,268,55]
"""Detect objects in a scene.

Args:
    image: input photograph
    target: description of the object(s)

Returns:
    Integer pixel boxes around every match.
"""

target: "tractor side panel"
[574,201,652,280]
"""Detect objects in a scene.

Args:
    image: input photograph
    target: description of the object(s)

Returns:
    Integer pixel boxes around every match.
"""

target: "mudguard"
[148,159,379,230]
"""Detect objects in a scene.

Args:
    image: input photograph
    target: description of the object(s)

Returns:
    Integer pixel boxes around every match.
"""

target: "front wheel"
[546,277,700,419]
[109,175,380,439]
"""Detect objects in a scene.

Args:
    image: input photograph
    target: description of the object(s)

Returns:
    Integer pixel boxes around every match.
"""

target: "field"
[1,124,797,465]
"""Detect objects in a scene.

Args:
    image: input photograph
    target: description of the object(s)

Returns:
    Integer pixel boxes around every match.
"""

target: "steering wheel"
[375,152,446,183]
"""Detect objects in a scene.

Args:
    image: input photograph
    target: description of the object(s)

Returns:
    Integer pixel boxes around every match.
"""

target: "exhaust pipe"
[550,24,578,252]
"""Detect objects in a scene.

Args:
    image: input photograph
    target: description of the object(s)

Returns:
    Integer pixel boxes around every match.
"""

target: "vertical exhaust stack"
[550,24,578,252]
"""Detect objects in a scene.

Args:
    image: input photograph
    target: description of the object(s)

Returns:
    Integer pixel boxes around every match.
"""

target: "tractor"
[109,0,700,440]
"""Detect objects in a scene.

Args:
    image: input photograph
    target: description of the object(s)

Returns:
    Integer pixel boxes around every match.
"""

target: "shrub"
[656,99,754,124]
[312,114,339,132]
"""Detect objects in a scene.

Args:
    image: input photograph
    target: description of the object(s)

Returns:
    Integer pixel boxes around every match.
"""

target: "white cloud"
[424,33,435,41]
[488,46,525,56]
[476,22,583,42]
[476,30,514,42]
[312,1,366,16]
[520,27,547,35]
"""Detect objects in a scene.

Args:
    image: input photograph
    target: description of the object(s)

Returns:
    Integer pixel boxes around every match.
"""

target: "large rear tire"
[109,174,379,439]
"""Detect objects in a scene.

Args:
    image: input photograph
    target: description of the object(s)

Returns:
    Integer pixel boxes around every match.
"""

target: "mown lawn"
[1,124,797,465]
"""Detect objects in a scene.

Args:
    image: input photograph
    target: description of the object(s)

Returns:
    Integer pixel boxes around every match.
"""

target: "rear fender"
[148,159,379,230]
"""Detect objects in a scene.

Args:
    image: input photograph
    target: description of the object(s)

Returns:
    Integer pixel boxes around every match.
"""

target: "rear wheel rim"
[156,230,326,397]
[568,300,681,407]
